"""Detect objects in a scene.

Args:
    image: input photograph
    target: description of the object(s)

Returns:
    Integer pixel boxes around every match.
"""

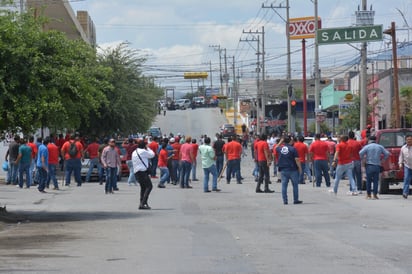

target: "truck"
[375,128,412,194]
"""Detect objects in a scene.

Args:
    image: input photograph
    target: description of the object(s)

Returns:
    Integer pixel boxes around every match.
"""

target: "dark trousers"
[135,171,153,206]
[257,160,270,191]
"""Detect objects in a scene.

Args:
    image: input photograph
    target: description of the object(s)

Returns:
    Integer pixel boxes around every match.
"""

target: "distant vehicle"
[148,127,162,138]
[175,99,191,110]
[220,124,236,138]
[192,96,205,107]
[375,128,412,194]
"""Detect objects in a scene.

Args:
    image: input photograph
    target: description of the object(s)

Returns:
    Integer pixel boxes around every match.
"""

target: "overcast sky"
[71,0,412,93]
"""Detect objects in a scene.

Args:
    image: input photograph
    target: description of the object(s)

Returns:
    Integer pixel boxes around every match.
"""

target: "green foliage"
[0,11,160,138]
[80,43,163,136]
[400,86,412,127]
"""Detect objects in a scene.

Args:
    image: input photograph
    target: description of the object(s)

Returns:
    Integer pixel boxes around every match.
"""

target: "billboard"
[289,17,321,40]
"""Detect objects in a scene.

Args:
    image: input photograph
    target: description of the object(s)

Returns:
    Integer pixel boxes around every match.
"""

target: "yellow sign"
[184,72,208,79]
[344,93,353,100]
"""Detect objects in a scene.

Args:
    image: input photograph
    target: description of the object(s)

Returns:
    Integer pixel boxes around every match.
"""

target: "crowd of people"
[3,126,412,210]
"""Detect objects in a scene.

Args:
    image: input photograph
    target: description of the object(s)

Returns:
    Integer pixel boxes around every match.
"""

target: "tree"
[81,43,163,136]
[400,86,412,127]
[0,8,110,136]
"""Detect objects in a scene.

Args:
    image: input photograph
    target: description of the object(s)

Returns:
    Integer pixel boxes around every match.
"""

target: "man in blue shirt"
[359,136,389,199]
[37,138,50,193]
[275,136,302,205]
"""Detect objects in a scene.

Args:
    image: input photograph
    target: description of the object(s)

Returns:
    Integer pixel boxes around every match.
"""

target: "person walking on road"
[199,137,220,192]
[255,133,274,193]
[309,134,331,187]
[329,135,358,195]
[398,134,412,199]
[123,137,138,186]
[5,135,20,185]
[15,137,32,189]
[179,136,195,188]
[213,134,225,177]
[37,138,49,193]
[275,136,302,205]
[223,136,243,184]
[101,139,121,194]
[157,142,172,188]
[359,136,389,199]
[132,140,155,209]
[61,134,84,187]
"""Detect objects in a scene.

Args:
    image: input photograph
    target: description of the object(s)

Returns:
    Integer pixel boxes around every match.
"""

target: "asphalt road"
[0,108,411,274]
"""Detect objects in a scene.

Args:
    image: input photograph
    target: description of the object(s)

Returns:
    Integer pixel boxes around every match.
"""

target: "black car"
[220,124,236,138]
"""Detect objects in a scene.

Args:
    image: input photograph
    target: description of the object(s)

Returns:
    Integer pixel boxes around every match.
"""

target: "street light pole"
[384,22,400,128]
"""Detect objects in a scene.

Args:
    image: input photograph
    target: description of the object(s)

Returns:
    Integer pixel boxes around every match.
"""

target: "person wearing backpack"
[61,134,84,187]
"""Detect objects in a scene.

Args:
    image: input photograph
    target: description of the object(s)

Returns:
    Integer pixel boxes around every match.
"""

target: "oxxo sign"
[316,25,383,44]
[289,17,322,40]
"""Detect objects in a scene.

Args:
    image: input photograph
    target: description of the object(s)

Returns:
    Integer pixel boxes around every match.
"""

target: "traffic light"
[290,100,297,114]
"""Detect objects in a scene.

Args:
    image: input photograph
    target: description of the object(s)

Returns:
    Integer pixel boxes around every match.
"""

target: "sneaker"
[212,188,221,192]
[402,194,408,199]
[373,194,379,200]
[366,194,372,199]
[293,200,303,204]
[351,191,359,196]
[328,189,337,195]
[346,191,353,196]
[157,184,165,188]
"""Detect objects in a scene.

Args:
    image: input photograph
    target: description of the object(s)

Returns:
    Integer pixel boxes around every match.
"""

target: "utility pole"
[314,0,320,133]
[232,56,238,127]
[210,45,224,95]
[262,0,292,133]
[240,33,262,134]
[209,60,213,91]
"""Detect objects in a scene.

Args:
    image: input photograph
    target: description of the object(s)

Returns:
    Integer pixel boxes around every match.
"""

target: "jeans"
[333,162,357,193]
[46,164,58,188]
[180,161,192,187]
[18,162,31,188]
[105,167,117,193]
[65,158,82,185]
[159,166,169,186]
[126,160,137,184]
[281,169,300,204]
[253,162,259,178]
[226,159,241,183]
[191,160,197,180]
[313,160,331,187]
[150,156,158,177]
[304,162,312,182]
[86,157,102,182]
[352,160,362,191]
[37,167,48,191]
[298,162,306,184]
[257,161,270,191]
[365,164,380,195]
[215,155,224,176]
[171,159,181,183]
[203,164,218,191]
[29,160,35,185]
[7,161,19,184]
[402,166,412,196]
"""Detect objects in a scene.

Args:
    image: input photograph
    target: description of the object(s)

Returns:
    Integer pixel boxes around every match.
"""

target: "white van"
[175,99,191,110]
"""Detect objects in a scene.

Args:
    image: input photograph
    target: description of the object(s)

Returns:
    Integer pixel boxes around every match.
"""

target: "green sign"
[317,25,382,44]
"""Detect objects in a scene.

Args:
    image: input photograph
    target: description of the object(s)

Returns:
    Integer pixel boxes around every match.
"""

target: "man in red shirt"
[330,135,358,195]
[309,134,331,187]
[27,136,38,186]
[85,136,102,183]
[46,138,60,190]
[223,136,242,184]
[148,136,159,178]
[61,134,84,187]
[170,138,181,185]
[294,136,310,184]
[348,131,363,193]
[191,138,199,181]
[255,133,274,193]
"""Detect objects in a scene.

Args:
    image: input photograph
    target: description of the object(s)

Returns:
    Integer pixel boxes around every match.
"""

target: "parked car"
[175,99,191,110]
[148,127,162,138]
[220,124,236,138]
[375,128,412,194]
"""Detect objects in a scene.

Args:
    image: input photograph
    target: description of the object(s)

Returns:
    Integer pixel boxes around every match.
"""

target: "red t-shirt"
[85,142,100,159]
[61,140,83,160]
[47,143,60,165]
[256,140,270,161]
[347,139,362,161]
[336,141,353,165]
[27,142,37,159]
[158,149,168,167]
[294,141,308,163]
[223,141,242,160]
[309,140,329,161]
[171,143,181,160]
[148,141,159,156]
[192,143,199,158]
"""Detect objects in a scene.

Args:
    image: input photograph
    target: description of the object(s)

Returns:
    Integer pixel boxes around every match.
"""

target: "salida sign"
[316,25,383,44]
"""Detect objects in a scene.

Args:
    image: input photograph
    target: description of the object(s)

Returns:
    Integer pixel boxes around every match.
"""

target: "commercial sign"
[184,72,208,79]
[289,16,321,40]
[317,25,382,44]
